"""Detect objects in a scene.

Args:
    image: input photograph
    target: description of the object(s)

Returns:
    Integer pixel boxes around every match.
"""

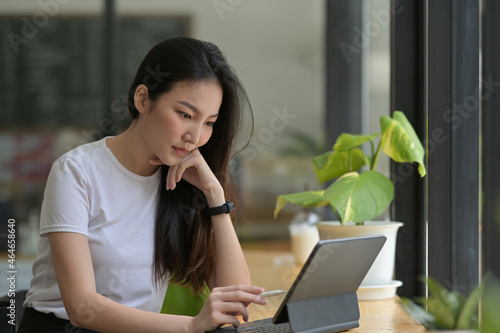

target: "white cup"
[289,223,320,266]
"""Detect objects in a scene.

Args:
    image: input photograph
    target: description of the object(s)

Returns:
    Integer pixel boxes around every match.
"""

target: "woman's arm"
[50,232,264,332]
[205,189,252,289]
[49,232,193,332]
[164,149,252,289]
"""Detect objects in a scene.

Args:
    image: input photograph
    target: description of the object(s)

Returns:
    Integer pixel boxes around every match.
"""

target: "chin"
[161,156,181,167]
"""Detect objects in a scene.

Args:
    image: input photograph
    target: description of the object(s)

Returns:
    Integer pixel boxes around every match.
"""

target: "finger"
[218,313,241,329]
[203,303,243,330]
[213,289,267,306]
[166,152,196,190]
[203,312,241,331]
[218,301,250,322]
[174,157,191,183]
[166,164,178,190]
[176,149,205,179]
[149,158,164,166]
[167,160,190,190]
[213,284,265,295]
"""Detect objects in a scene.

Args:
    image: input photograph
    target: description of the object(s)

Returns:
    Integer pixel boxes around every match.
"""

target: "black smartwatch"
[206,201,234,216]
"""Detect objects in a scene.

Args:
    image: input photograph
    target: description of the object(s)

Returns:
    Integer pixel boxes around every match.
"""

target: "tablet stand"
[275,292,360,333]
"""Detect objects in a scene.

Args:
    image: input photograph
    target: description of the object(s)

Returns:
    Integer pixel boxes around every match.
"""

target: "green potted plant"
[400,277,483,332]
[274,111,426,299]
[481,274,500,332]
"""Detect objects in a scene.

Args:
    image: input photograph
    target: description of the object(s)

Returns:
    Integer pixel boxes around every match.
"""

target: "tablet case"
[208,236,387,333]
[272,236,386,332]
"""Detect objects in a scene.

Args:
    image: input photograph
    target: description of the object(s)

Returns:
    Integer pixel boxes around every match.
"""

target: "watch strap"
[207,201,234,216]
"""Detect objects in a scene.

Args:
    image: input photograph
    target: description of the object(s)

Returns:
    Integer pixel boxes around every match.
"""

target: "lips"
[173,146,189,157]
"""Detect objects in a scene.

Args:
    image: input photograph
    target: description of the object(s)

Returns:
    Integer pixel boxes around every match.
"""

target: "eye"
[177,111,191,120]
[206,121,216,127]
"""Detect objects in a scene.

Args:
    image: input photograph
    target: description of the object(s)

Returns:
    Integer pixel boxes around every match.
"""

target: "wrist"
[204,186,225,207]
[207,201,234,216]
[187,317,198,333]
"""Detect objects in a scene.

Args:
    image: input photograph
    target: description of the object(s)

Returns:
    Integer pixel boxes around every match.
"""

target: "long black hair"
[127,37,253,293]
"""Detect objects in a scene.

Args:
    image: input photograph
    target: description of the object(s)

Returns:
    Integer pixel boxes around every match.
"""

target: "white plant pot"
[316,221,403,300]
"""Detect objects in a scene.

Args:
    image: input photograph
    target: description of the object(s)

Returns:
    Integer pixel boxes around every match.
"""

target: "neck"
[106,121,159,176]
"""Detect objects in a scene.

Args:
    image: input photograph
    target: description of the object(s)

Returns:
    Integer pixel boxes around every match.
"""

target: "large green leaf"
[274,190,328,218]
[424,298,456,329]
[400,298,437,329]
[380,111,426,177]
[407,277,482,330]
[481,275,500,333]
[424,278,460,329]
[322,171,394,223]
[426,277,464,321]
[333,132,379,151]
[456,280,483,330]
[313,148,366,183]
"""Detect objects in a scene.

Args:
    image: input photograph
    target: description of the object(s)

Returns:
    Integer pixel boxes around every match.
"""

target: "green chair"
[161,283,208,316]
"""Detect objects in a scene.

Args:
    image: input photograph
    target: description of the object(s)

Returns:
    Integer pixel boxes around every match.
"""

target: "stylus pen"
[260,290,287,297]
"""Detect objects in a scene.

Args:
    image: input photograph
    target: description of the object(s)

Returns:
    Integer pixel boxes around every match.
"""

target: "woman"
[20,37,265,333]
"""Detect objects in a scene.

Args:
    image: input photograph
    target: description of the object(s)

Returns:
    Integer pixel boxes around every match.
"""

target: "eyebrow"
[177,101,219,118]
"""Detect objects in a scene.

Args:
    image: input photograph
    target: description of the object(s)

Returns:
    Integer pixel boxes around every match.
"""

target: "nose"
[182,123,202,146]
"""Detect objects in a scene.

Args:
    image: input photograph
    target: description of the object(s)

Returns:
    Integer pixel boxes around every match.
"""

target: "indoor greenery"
[400,277,483,331]
[481,274,500,333]
[274,111,426,224]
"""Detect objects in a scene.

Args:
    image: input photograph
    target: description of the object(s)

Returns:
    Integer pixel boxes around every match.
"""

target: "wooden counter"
[242,243,426,332]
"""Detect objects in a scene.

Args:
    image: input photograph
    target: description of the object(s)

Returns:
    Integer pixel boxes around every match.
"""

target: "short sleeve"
[39,157,91,237]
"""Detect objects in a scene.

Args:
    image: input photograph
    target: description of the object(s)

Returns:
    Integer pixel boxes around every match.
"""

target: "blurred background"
[2,0,499,315]
[0,0,390,243]
[0,0,390,291]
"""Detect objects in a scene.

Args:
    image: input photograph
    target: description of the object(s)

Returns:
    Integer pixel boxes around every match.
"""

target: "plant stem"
[370,139,375,160]
[348,150,352,171]
[371,140,383,170]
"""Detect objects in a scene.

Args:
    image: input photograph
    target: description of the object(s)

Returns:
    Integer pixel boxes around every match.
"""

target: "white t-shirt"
[24,137,168,320]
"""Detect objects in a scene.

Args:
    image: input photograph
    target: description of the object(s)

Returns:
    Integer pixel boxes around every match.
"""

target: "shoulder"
[53,138,108,168]
[50,138,109,182]
[57,138,107,162]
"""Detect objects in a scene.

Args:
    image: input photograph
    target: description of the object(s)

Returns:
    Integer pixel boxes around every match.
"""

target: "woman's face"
[136,80,223,166]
